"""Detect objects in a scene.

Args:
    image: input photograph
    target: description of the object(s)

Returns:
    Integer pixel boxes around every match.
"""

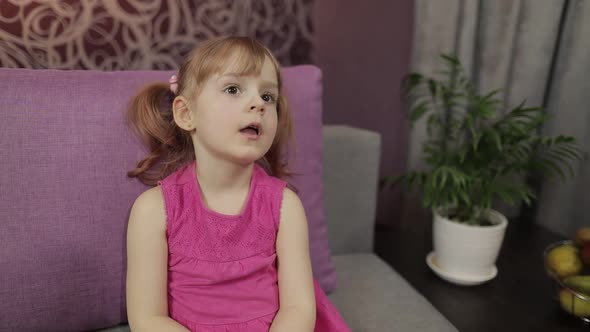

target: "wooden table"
[374,219,590,331]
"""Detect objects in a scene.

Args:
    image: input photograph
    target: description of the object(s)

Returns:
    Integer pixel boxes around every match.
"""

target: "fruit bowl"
[544,240,590,322]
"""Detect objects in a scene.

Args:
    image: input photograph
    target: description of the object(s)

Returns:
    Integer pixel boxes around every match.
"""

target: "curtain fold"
[536,0,590,236]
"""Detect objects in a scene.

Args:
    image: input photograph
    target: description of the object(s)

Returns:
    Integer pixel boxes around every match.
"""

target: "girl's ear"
[172,96,194,131]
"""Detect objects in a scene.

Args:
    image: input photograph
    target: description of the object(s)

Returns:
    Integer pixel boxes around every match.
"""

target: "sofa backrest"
[322,125,381,255]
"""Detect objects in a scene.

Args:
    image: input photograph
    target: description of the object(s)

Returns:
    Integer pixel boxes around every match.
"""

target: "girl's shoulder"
[128,186,166,234]
[136,185,165,204]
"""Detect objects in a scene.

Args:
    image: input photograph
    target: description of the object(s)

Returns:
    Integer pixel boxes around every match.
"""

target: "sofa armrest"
[322,125,381,255]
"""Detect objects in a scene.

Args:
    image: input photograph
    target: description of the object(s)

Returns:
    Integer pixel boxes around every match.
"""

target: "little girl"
[125,36,351,332]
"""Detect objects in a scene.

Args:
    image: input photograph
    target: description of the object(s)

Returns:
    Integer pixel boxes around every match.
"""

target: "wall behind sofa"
[313,0,415,227]
[0,0,313,68]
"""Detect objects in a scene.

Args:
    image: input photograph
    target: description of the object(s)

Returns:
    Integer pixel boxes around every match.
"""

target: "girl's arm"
[269,188,316,332]
[126,187,190,332]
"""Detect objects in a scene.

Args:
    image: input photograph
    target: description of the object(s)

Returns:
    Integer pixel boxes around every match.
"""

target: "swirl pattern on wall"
[0,0,313,70]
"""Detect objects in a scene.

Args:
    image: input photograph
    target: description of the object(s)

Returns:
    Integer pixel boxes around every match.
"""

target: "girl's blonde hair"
[126,36,293,186]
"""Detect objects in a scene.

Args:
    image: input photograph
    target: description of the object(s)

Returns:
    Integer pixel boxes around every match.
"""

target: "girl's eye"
[224,85,240,95]
[261,93,277,103]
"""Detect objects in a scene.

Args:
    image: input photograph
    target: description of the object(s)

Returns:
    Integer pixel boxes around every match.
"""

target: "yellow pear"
[559,288,590,317]
[547,244,583,279]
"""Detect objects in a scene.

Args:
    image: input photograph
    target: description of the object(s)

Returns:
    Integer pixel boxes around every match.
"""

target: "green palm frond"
[389,53,582,225]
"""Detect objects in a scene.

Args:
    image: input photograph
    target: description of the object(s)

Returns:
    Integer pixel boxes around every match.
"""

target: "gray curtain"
[407,0,590,236]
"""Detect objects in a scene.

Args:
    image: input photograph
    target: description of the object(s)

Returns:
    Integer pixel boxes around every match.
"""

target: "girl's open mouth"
[239,123,261,139]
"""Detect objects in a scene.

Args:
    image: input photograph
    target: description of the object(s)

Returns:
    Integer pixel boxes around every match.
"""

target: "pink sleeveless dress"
[158,161,351,332]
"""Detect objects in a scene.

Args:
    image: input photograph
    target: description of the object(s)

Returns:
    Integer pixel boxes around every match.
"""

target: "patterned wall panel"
[0,0,313,70]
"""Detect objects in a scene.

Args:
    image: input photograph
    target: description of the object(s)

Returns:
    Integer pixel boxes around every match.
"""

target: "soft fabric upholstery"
[322,125,381,255]
[0,65,336,332]
[328,254,459,332]
[282,66,337,292]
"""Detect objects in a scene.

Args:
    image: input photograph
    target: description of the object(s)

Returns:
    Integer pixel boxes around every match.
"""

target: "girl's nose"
[250,105,265,115]
[249,97,265,113]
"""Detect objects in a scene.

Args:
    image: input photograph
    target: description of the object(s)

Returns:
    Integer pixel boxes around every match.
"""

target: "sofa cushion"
[328,254,459,332]
[282,66,337,294]
[0,65,336,332]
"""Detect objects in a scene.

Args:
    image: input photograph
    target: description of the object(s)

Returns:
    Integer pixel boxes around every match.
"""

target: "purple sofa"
[0,66,457,332]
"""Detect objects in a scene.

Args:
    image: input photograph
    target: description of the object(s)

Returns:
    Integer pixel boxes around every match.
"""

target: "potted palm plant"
[386,54,583,285]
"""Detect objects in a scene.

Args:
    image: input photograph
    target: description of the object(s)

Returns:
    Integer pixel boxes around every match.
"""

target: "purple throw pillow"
[0,65,336,331]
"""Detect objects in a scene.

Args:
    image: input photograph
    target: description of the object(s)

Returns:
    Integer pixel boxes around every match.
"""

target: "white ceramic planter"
[432,208,508,280]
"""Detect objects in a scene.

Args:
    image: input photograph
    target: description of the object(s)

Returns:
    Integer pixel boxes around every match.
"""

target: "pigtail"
[126,83,194,186]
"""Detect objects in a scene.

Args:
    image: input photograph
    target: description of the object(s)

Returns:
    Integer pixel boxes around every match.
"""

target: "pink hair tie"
[169,74,178,94]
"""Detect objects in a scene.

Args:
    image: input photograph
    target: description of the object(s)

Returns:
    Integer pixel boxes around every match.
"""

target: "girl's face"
[189,56,279,166]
